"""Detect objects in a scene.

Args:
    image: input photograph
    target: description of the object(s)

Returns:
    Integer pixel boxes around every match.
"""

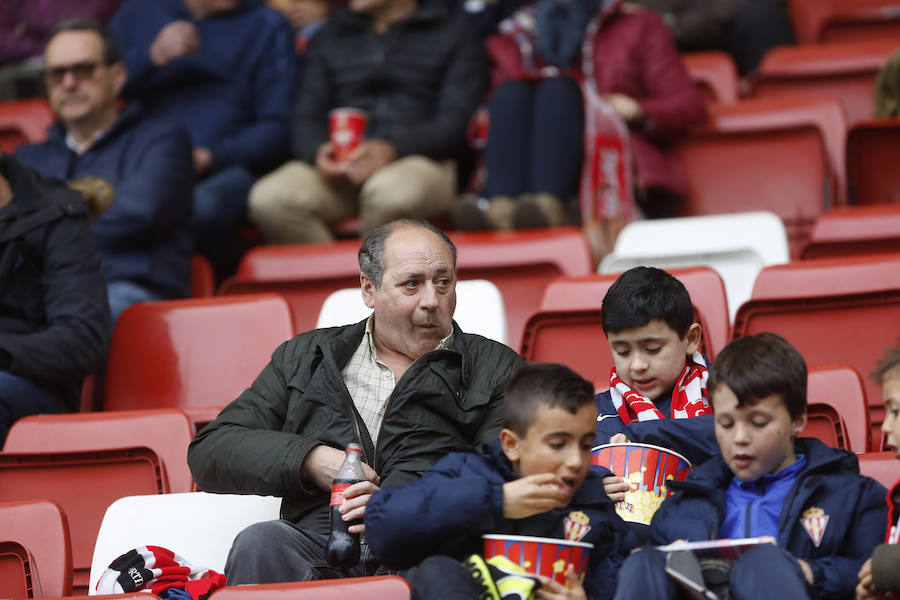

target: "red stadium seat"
[789,0,900,43]
[673,97,846,255]
[858,451,900,488]
[0,98,54,152]
[846,118,900,205]
[0,448,167,594]
[221,228,593,348]
[682,51,740,105]
[219,240,362,335]
[208,575,411,600]
[807,365,871,452]
[520,266,728,384]
[801,205,900,259]
[4,409,197,493]
[749,38,897,126]
[191,254,216,297]
[734,254,900,445]
[104,294,294,426]
[0,499,71,598]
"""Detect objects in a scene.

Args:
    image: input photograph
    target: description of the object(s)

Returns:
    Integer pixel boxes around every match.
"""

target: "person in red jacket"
[454,0,706,241]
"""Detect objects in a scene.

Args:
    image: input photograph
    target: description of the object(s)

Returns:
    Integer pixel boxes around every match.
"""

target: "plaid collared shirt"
[342,316,452,444]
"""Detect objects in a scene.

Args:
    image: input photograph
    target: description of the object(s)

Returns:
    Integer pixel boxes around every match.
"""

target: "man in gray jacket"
[188,218,521,584]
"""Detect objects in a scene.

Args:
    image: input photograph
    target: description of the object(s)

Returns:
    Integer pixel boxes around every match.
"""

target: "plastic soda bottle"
[325,443,365,568]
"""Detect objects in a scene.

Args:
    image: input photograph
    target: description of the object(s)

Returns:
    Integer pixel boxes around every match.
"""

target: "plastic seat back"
[858,451,900,488]
[0,499,71,598]
[4,409,197,493]
[735,253,900,444]
[847,118,900,205]
[104,294,294,426]
[789,0,900,43]
[0,448,167,594]
[219,240,362,335]
[682,51,739,104]
[317,279,508,345]
[90,493,281,592]
[599,211,789,320]
[520,267,727,384]
[749,38,897,126]
[208,576,411,600]
[0,98,54,152]
[673,99,843,254]
[801,205,900,259]
[807,365,870,452]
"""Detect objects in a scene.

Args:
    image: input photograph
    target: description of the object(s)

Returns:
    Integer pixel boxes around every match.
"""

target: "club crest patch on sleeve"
[800,506,829,547]
[564,511,591,542]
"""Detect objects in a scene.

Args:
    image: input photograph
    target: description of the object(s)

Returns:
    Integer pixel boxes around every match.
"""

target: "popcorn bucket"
[482,534,593,585]
[328,108,368,163]
[591,443,691,525]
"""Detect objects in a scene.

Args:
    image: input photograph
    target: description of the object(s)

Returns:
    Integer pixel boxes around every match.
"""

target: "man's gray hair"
[358,219,457,289]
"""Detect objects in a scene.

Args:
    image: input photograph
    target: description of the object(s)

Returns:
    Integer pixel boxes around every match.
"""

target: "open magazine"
[660,537,777,600]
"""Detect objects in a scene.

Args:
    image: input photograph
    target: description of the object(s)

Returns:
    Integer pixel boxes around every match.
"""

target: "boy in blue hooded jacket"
[614,333,887,600]
[365,362,636,600]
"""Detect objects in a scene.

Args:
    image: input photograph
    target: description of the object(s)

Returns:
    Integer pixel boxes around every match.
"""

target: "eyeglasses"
[43,61,105,86]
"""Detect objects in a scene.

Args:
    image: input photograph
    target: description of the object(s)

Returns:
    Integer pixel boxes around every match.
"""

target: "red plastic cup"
[482,534,593,585]
[329,108,368,163]
[591,443,692,525]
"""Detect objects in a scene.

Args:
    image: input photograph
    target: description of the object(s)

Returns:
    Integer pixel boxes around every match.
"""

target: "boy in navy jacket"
[365,362,636,600]
[595,267,718,508]
[614,333,888,600]
[857,343,900,599]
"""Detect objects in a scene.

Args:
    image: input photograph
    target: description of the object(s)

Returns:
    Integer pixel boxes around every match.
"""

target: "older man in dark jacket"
[188,219,521,584]
[15,19,193,323]
[247,0,487,244]
[0,152,110,445]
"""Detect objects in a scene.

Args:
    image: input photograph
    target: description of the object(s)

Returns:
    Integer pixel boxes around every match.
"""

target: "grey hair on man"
[358,219,458,289]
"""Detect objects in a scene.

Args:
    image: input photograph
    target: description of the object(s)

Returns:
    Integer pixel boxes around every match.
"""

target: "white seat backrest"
[89,492,281,594]
[316,279,508,345]
[598,211,789,321]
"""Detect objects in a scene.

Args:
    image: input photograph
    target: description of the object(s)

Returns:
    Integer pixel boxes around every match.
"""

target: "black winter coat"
[291,1,487,163]
[188,319,521,536]
[0,154,110,408]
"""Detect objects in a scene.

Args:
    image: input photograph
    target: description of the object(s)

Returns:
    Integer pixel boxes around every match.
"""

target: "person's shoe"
[452,194,492,231]
[485,195,515,230]
[513,193,566,229]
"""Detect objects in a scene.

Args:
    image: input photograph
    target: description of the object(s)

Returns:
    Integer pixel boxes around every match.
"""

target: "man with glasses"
[15,19,194,323]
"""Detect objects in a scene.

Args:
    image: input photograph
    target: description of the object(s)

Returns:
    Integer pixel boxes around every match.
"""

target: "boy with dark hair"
[856,342,900,600]
[596,267,717,502]
[365,362,636,600]
[614,333,888,600]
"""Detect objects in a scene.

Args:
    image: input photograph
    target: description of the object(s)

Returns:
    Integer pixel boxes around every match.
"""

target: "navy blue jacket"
[366,440,637,600]
[15,103,193,299]
[0,154,110,408]
[595,389,718,467]
[650,438,888,600]
[109,0,296,173]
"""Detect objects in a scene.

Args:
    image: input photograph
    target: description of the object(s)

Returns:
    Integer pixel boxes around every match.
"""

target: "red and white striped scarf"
[609,351,711,424]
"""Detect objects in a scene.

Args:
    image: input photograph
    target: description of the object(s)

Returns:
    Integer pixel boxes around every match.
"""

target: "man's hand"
[299,444,379,492]
[315,142,348,183]
[0,173,13,210]
[609,433,629,444]
[193,147,213,175]
[338,480,380,534]
[503,473,569,519]
[603,93,645,124]
[150,21,200,67]
[344,140,396,186]
[536,565,588,600]
[602,475,629,503]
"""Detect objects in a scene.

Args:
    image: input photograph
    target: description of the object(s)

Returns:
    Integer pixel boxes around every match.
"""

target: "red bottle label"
[330,482,352,507]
